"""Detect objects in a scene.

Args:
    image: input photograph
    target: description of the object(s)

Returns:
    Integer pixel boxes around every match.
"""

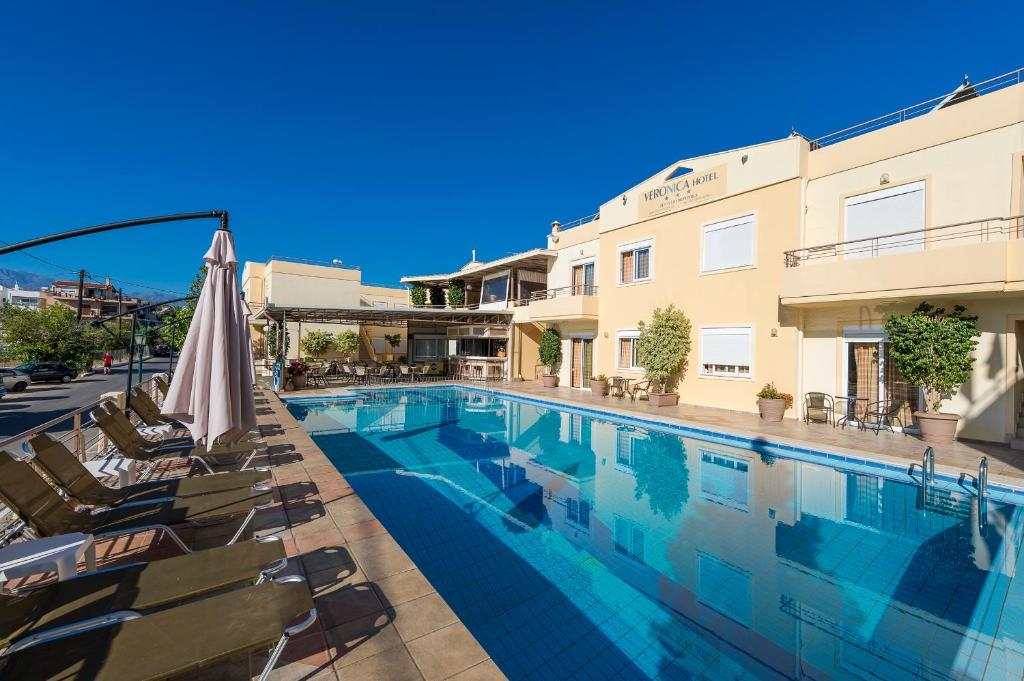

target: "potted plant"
[447,279,466,308]
[884,302,980,444]
[756,382,793,421]
[591,374,609,397]
[384,333,401,360]
[410,283,427,307]
[334,330,359,361]
[539,327,562,387]
[288,360,309,389]
[300,330,334,362]
[636,305,692,407]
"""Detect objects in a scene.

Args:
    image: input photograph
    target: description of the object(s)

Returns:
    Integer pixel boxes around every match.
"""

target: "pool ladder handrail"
[921,446,935,483]
[978,456,989,499]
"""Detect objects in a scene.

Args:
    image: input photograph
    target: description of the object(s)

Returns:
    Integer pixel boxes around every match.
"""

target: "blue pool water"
[288,387,1024,680]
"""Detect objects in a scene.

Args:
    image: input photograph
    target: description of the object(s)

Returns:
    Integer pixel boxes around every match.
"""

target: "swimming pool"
[288,386,1024,680]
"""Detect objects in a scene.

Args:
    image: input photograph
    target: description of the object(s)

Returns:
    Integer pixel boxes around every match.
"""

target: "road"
[0,357,171,438]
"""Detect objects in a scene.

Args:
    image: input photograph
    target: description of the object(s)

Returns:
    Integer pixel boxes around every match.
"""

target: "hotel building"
[406,70,1024,445]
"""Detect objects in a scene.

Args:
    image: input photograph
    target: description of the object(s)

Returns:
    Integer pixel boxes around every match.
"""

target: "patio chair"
[609,376,626,398]
[154,374,171,399]
[306,366,327,388]
[863,400,906,435]
[28,434,272,507]
[128,387,179,428]
[354,365,368,384]
[0,451,273,554]
[0,577,317,681]
[0,536,287,653]
[398,364,413,382]
[803,392,835,426]
[630,380,650,402]
[93,403,266,474]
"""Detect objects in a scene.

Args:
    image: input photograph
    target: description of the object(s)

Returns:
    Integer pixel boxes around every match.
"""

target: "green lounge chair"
[0,451,273,553]
[128,386,178,427]
[0,577,316,681]
[28,434,272,506]
[92,403,265,474]
[0,536,286,653]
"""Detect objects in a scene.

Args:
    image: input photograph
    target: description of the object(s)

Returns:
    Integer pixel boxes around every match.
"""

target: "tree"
[410,283,427,307]
[162,265,207,350]
[428,286,445,308]
[384,333,401,357]
[631,432,689,519]
[301,330,334,359]
[335,330,359,359]
[636,305,692,393]
[447,279,466,308]
[884,302,980,412]
[539,327,561,374]
[0,304,104,370]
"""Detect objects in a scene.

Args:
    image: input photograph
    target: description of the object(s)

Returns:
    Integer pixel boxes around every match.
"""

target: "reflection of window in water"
[568,413,591,447]
[615,429,637,468]
[699,450,750,512]
[697,553,751,626]
[614,515,644,562]
[566,498,590,530]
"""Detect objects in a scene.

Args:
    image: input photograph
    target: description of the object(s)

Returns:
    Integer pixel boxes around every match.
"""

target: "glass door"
[571,337,593,388]
[843,332,919,426]
[572,262,595,295]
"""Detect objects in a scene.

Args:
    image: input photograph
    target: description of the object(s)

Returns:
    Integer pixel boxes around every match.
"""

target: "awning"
[255,303,513,327]
[401,248,555,286]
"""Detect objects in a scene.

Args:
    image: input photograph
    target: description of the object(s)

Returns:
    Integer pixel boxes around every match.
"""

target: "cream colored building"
[242,257,408,361]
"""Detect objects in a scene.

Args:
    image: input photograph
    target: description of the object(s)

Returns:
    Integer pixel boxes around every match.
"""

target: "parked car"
[153,344,172,358]
[0,368,30,392]
[15,362,79,383]
[0,384,7,400]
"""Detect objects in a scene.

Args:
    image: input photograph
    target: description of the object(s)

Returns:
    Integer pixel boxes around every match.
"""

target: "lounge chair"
[92,403,266,474]
[153,374,171,399]
[0,451,273,553]
[0,577,317,681]
[0,536,286,653]
[128,387,180,428]
[28,434,272,506]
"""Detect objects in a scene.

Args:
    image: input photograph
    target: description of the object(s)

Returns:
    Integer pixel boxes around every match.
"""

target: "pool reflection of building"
[328,391,1024,679]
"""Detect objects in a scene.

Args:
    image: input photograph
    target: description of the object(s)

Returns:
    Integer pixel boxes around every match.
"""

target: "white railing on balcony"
[809,68,1023,149]
[513,285,599,307]
[784,215,1024,267]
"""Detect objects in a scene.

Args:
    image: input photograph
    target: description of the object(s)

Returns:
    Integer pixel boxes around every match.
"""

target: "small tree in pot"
[539,327,562,387]
[300,330,334,361]
[591,374,609,397]
[410,283,427,307]
[335,330,360,361]
[447,279,466,308]
[756,382,793,422]
[384,333,402,360]
[884,302,980,444]
[635,305,692,407]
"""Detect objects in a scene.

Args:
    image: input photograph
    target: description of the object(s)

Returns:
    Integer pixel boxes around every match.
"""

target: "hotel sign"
[639,164,728,219]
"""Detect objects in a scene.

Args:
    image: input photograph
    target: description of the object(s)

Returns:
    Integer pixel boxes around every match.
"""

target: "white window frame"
[616,330,641,372]
[699,326,753,380]
[617,239,654,286]
[701,213,756,274]
[478,269,511,309]
[412,334,446,361]
[569,257,597,295]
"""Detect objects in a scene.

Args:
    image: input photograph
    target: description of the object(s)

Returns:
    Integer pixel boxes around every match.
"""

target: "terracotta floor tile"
[339,518,387,542]
[372,569,437,608]
[358,545,416,582]
[317,582,385,630]
[449,660,508,681]
[406,623,489,681]
[388,593,459,642]
[324,611,405,670]
[332,645,424,681]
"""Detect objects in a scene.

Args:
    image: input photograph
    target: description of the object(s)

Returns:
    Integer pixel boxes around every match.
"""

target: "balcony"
[512,286,599,323]
[780,215,1024,306]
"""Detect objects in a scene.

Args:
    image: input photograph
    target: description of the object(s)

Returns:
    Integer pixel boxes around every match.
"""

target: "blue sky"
[0,1,1021,295]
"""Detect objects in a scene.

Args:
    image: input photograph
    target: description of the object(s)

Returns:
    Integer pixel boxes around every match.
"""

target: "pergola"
[257,304,513,327]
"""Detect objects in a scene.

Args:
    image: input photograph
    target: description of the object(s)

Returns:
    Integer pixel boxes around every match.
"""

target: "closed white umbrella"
[162,229,256,449]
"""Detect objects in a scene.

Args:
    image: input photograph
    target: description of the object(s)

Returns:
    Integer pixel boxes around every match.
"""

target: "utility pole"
[76,269,86,321]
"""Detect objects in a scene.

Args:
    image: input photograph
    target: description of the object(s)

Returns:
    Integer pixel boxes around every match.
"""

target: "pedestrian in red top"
[103,351,113,375]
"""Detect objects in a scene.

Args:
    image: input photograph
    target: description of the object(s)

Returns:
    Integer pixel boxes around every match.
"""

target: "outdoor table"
[612,377,634,398]
[835,395,869,430]
[84,456,138,487]
[0,533,96,582]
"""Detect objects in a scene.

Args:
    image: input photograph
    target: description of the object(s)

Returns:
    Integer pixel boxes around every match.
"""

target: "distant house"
[0,283,41,309]
[40,277,144,319]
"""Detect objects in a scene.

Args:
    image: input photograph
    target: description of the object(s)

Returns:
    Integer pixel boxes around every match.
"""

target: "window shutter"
[619,338,634,367]
[703,217,754,271]
[844,181,925,258]
[702,328,751,367]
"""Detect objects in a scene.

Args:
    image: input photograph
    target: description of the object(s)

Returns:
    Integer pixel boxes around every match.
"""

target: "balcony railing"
[784,215,1024,267]
[513,285,598,306]
[809,68,1024,149]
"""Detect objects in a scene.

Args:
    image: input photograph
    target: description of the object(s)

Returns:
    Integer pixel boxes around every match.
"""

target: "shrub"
[335,330,359,359]
[410,283,427,307]
[0,304,104,370]
[636,305,692,393]
[593,374,607,382]
[539,327,562,374]
[300,330,334,359]
[447,279,466,307]
[428,286,445,307]
[884,302,980,412]
[756,382,793,409]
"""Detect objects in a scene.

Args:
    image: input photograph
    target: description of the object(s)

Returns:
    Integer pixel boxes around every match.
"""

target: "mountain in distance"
[0,267,51,290]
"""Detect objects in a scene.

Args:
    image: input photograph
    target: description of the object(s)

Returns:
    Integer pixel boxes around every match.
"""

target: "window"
[698,553,751,626]
[480,272,510,306]
[413,336,446,360]
[617,332,640,370]
[701,327,752,378]
[843,181,925,259]
[566,498,590,529]
[614,516,645,563]
[619,241,652,284]
[700,450,750,512]
[702,215,755,272]
[615,430,637,468]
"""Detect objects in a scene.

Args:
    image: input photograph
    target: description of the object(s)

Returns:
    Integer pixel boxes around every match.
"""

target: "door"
[843,332,919,424]
[570,338,593,388]
[572,262,595,295]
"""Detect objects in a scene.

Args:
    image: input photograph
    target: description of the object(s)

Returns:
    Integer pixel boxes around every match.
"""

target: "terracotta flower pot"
[649,392,679,407]
[291,373,307,389]
[542,374,559,388]
[590,381,608,397]
[758,398,786,422]
[914,411,959,444]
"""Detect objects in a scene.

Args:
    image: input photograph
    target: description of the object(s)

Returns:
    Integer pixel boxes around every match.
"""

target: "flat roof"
[401,248,554,285]
[256,303,513,327]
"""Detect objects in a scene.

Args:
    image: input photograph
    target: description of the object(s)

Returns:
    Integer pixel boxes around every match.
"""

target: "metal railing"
[512,285,599,307]
[784,215,1024,267]
[267,255,360,270]
[556,212,599,230]
[810,68,1024,149]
